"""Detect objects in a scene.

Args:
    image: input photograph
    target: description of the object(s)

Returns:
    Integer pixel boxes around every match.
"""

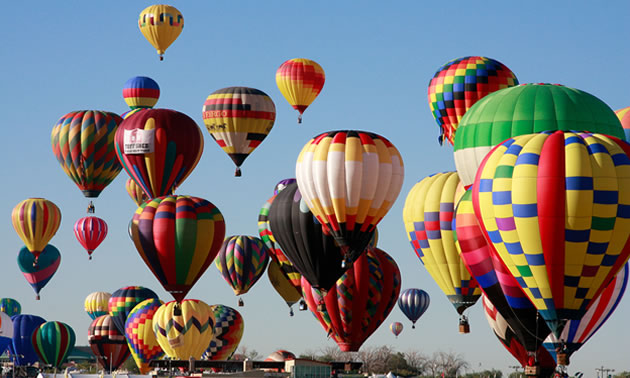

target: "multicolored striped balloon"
[472,131,630,337]
[427,56,519,145]
[296,130,404,267]
[18,245,61,300]
[115,108,204,199]
[121,108,147,120]
[123,76,160,109]
[202,87,276,176]
[203,304,244,360]
[31,321,76,368]
[85,292,111,320]
[0,298,21,317]
[73,216,108,260]
[615,106,630,141]
[397,288,430,329]
[11,198,61,261]
[108,286,159,335]
[276,58,325,123]
[216,235,270,300]
[125,178,148,207]
[390,322,403,338]
[51,110,122,198]
[153,299,214,360]
[124,298,164,374]
[130,195,225,302]
[454,84,625,188]
[138,4,183,60]
[88,315,130,372]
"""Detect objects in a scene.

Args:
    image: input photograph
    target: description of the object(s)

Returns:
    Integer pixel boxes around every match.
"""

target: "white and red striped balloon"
[74,216,108,259]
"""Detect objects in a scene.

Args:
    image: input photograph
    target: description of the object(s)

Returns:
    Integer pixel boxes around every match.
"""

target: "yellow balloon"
[138,4,184,60]
[153,299,214,360]
[84,292,112,320]
[268,260,301,309]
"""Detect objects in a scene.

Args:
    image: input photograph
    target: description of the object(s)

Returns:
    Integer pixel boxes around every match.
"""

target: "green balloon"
[32,321,76,368]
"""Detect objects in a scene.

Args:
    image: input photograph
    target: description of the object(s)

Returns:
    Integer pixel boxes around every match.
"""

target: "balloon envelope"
[18,245,61,299]
[0,312,13,355]
[74,216,108,259]
[11,314,46,366]
[124,298,164,374]
[108,286,159,335]
[203,304,244,360]
[397,288,430,328]
[390,322,403,337]
[32,321,76,368]
[216,235,270,297]
[123,76,160,109]
[88,315,130,372]
[138,4,183,60]
[275,58,325,122]
[85,292,112,320]
[615,106,630,141]
[0,298,21,317]
[11,198,61,260]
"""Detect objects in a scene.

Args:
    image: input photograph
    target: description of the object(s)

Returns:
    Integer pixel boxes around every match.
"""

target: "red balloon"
[88,315,130,372]
[73,216,108,260]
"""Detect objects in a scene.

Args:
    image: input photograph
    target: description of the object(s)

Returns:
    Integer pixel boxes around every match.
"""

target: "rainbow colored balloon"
[390,322,403,338]
[51,110,122,198]
[125,178,148,207]
[73,216,108,260]
[11,198,61,262]
[275,58,325,123]
[31,321,76,368]
[18,245,61,300]
[124,298,164,374]
[108,286,159,335]
[0,298,21,317]
[123,76,160,109]
[203,304,244,360]
[85,292,111,320]
[615,106,630,141]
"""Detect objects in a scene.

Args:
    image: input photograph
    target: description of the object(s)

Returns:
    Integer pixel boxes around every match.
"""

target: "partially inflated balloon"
[276,58,325,123]
[51,110,122,198]
[153,300,214,360]
[88,315,130,372]
[18,245,61,300]
[11,314,46,366]
[125,298,164,374]
[130,195,225,302]
[397,288,430,329]
[296,130,404,266]
[12,198,61,261]
[0,298,21,317]
[202,87,276,176]
[138,4,183,60]
[616,106,630,141]
[85,292,111,320]
[32,321,76,368]
[123,76,160,109]
[428,56,518,145]
[390,322,403,338]
[115,108,204,199]
[203,304,244,360]
[265,350,296,361]
[216,235,269,302]
[108,286,159,335]
[74,216,108,260]
[0,312,13,355]
[126,178,148,207]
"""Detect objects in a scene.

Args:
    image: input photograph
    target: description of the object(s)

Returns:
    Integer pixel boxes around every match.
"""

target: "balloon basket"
[238,298,244,307]
[299,299,307,311]
[89,255,92,260]
[298,114,302,124]
[289,308,294,317]
[524,365,540,377]
[36,295,40,300]
[317,303,325,312]
[235,167,242,177]
[412,324,416,329]
[557,352,569,366]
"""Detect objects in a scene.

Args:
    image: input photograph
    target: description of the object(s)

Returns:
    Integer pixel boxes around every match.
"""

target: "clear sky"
[2,1,629,376]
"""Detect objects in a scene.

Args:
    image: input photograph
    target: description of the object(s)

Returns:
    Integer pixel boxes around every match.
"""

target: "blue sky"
[2,1,629,375]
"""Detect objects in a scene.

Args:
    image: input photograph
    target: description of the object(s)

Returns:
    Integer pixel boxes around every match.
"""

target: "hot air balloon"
[427,56,519,145]
[138,4,183,60]
[202,87,276,176]
[216,235,270,306]
[121,108,148,120]
[126,178,148,207]
[85,292,112,320]
[203,304,244,360]
[0,312,13,355]
[11,314,46,366]
[397,288,430,329]
[403,172,481,332]
[108,286,159,335]
[153,300,214,360]
[302,247,401,352]
[32,321,76,369]
[267,260,302,316]
[115,108,204,199]
[88,315,130,372]
[124,298,164,374]
[11,198,61,263]
[275,58,325,123]
[390,322,403,338]
[273,178,296,196]
[18,245,61,300]
[130,195,225,302]
[265,350,296,361]
[296,130,404,268]
[123,76,160,109]
[73,216,108,260]
[51,111,123,205]
[615,107,630,141]
[454,84,625,188]
[543,264,628,366]
[0,298,21,317]
[472,131,630,338]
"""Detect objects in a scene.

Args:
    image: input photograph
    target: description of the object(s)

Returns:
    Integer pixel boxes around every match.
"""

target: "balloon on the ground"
[88,315,130,372]
[10,314,46,366]
[276,58,325,123]
[216,235,270,302]
[0,312,13,355]
[130,195,225,302]
[51,110,122,198]
[138,5,183,60]
[0,298,21,317]
[397,288,430,329]
[124,298,164,374]
[108,286,159,335]
[265,350,296,361]
[427,56,519,145]
[31,321,76,368]
[390,322,403,338]
[12,198,61,262]
[123,76,160,109]
[85,292,112,320]
[153,299,214,360]
[74,216,108,260]
[18,245,61,300]
[203,304,244,360]
[202,87,276,176]
[126,178,148,207]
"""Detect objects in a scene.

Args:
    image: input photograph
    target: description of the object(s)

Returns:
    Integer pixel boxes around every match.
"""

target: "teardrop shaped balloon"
[124,298,164,374]
[11,314,46,366]
[390,322,403,338]
[138,5,183,60]
[267,260,302,315]
[397,288,430,329]
[31,321,76,368]
[123,76,160,109]
[296,130,404,266]
[203,304,244,360]
[108,286,159,335]
[202,87,276,176]
[126,178,148,207]
[0,298,21,317]
[88,315,130,372]
[12,198,61,261]
[130,195,226,302]
[115,108,204,199]
[51,110,123,198]
[74,216,108,260]
[275,58,325,123]
[215,235,270,300]
[85,292,112,320]
[153,299,214,360]
[17,245,61,300]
